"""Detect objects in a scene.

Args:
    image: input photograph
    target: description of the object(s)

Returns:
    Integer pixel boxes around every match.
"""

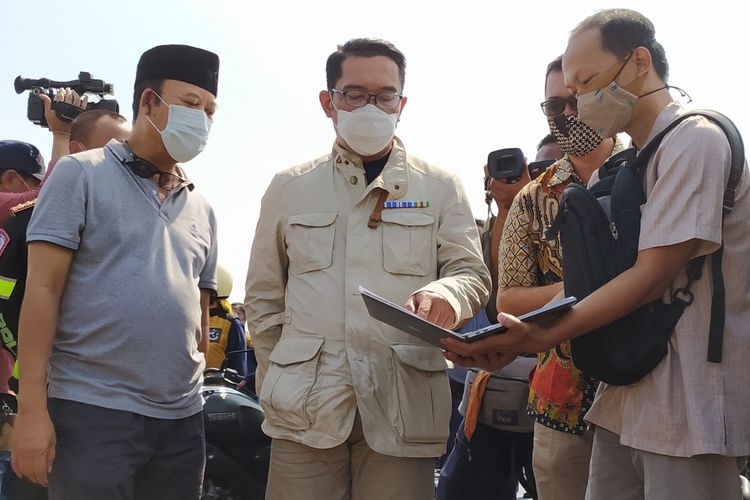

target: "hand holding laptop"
[404,291,456,329]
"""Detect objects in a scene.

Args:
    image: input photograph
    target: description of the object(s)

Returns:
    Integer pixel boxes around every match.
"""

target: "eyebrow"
[180,92,202,100]
[339,84,399,92]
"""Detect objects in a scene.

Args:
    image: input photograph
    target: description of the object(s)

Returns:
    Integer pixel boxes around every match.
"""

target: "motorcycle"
[202,350,270,500]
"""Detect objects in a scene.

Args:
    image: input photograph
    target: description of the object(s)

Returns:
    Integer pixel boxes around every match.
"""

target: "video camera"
[487,147,553,183]
[14,71,119,128]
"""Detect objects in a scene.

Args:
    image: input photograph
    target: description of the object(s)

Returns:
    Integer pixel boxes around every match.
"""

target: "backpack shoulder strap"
[633,109,745,208]
[637,109,745,364]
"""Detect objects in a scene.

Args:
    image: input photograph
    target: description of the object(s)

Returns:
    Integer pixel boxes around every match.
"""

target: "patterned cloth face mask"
[547,113,604,157]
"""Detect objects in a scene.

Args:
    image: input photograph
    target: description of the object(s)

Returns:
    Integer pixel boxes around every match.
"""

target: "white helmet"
[215,264,233,298]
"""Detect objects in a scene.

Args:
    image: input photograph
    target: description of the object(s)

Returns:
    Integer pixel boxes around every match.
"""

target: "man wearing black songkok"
[11,44,220,500]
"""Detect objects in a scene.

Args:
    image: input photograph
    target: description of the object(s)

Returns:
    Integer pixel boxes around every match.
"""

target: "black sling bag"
[546,110,745,385]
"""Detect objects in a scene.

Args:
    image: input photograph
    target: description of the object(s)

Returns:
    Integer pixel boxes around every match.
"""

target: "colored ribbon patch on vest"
[384,201,430,209]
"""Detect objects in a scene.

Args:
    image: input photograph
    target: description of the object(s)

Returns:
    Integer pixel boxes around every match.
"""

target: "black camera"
[488,148,553,183]
[14,72,119,128]
[488,148,525,183]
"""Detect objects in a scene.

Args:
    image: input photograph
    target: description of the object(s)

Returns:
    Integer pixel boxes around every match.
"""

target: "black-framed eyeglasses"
[125,158,186,191]
[330,88,404,111]
[540,96,578,117]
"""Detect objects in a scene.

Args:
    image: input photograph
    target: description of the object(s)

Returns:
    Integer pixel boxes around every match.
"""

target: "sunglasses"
[125,158,186,191]
[540,96,578,117]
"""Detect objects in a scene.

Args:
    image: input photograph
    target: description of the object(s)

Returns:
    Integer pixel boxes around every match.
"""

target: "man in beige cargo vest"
[244,38,490,500]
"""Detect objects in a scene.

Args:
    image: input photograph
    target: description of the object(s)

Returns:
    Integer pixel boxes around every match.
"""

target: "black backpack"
[546,110,745,386]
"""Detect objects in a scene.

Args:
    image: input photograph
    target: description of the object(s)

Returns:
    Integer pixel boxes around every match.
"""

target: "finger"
[10,450,21,478]
[439,307,456,329]
[54,89,65,102]
[64,88,74,104]
[68,88,79,105]
[80,94,89,110]
[497,312,523,329]
[416,295,432,319]
[40,93,52,114]
[30,453,47,486]
[443,351,479,368]
[441,337,475,357]
[404,295,417,313]
[488,352,510,371]
[468,353,492,371]
[47,436,56,475]
[424,300,443,324]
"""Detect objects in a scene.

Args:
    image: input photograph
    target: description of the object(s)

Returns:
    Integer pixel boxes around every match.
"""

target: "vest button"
[350,176,358,185]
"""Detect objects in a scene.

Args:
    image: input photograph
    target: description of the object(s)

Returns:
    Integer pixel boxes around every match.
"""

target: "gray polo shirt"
[27,141,218,419]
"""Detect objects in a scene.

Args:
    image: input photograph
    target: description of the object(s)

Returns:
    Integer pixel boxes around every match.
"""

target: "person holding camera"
[489,55,624,500]
[0,89,89,226]
[245,38,489,500]
[10,44,220,500]
[437,137,562,500]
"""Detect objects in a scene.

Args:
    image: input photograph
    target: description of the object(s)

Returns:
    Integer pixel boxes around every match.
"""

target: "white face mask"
[147,92,212,163]
[335,104,398,157]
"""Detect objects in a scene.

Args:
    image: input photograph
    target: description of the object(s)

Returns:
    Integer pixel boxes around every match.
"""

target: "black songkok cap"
[135,44,220,97]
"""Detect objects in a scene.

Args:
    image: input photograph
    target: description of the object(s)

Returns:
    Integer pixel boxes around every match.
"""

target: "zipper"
[610,222,619,240]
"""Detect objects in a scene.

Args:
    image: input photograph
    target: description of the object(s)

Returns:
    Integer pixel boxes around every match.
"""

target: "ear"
[633,46,652,77]
[396,96,407,123]
[319,90,334,118]
[139,88,159,117]
[0,170,14,189]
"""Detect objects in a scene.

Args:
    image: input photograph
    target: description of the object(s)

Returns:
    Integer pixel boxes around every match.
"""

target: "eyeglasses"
[125,158,186,191]
[540,96,578,117]
[330,89,403,111]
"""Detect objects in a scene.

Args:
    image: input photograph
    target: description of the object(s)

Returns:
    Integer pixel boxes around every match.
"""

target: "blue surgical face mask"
[146,91,212,163]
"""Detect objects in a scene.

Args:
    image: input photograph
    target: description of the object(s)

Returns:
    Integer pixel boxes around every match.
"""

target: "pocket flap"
[269,336,325,366]
[288,212,337,228]
[380,211,434,227]
[390,344,448,372]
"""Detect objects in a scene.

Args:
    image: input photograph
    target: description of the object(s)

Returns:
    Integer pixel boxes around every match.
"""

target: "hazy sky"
[1,0,747,303]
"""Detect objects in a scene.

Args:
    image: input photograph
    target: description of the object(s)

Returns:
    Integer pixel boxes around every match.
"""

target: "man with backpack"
[444,8,749,500]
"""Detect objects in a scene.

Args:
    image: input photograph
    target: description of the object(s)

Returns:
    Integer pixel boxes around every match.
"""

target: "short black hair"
[70,109,127,143]
[326,38,406,90]
[537,133,557,150]
[132,78,164,121]
[572,8,669,81]
[545,55,563,89]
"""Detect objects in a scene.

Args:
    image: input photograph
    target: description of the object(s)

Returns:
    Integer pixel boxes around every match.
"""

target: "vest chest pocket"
[381,212,435,276]
[286,212,337,275]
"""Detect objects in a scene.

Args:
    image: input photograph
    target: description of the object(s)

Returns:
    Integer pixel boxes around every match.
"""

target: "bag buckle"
[672,286,695,306]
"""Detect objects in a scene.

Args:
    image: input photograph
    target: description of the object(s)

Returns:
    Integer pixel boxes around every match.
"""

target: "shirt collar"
[542,135,628,188]
[643,101,683,147]
[332,136,409,199]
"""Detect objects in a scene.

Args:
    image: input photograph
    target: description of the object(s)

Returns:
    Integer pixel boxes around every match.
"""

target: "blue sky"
[1,0,747,303]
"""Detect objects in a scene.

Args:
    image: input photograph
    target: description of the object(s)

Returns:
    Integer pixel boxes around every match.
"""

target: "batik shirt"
[498,140,624,434]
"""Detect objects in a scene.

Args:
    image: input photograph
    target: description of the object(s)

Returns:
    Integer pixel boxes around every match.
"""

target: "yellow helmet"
[215,264,233,298]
